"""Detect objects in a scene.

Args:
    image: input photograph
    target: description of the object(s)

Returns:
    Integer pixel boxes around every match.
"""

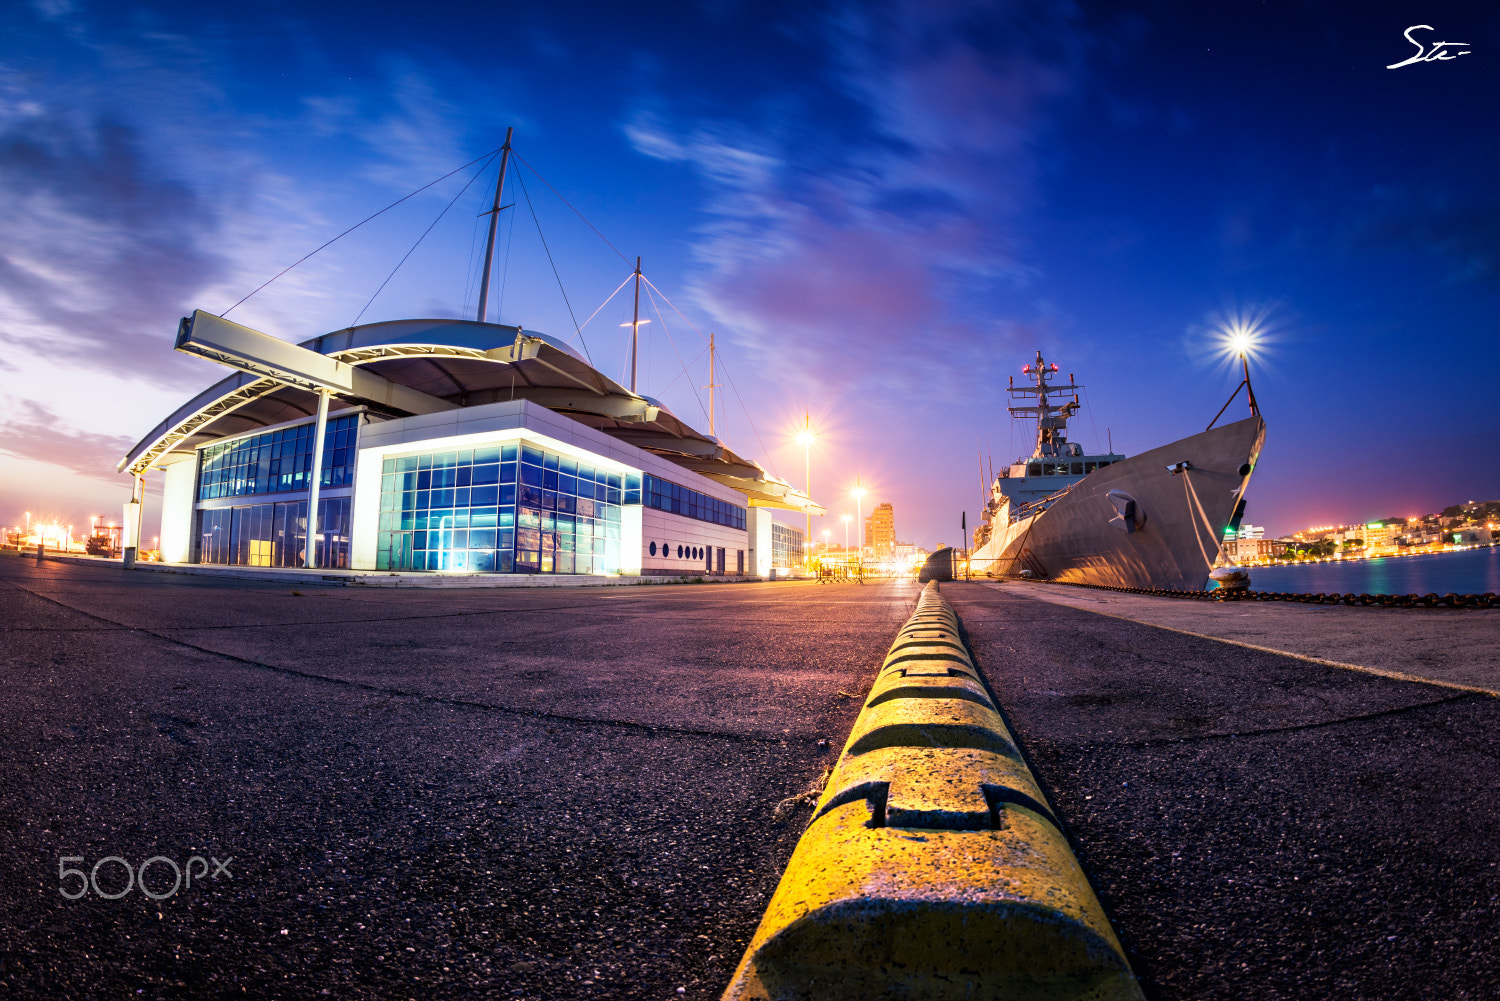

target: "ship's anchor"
[1106,490,1145,534]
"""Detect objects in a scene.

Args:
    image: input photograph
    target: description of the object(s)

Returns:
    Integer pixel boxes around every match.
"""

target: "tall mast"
[476,127,514,323]
[703,333,720,437]
[630,256,642,393]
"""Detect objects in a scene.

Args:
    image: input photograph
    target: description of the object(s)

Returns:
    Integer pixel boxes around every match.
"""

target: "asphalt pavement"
[7,554,1498,1001]
[945,580,1500,1000]
[0,553,918,1000]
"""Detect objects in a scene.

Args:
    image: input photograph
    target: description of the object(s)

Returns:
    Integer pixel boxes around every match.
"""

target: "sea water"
[1243,546,1499,596]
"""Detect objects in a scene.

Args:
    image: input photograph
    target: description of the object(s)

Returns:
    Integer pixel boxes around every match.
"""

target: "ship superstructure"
[973,352,1125,549]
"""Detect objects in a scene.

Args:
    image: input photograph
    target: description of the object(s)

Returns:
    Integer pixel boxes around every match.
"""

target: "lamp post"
[841,514,850,558]
[852,481,866,565]
[795,414,816,568]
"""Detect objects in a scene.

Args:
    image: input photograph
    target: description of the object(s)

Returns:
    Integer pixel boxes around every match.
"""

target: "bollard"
[724,583,1143,1001]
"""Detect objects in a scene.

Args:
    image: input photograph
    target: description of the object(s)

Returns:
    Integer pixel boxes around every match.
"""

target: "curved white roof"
[121,314,822,514]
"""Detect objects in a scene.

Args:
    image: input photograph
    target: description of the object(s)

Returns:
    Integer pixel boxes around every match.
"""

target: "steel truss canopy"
[120,311,823,515]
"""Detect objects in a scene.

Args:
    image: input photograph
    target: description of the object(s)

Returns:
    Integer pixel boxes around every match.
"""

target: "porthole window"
[675,545,682,558]
[649,541,657,556]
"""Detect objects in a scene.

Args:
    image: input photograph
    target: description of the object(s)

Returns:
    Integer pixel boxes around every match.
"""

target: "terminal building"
[119,311,818,579]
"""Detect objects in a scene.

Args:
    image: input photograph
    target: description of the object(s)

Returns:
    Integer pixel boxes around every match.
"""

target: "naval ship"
[969,351,1265,590]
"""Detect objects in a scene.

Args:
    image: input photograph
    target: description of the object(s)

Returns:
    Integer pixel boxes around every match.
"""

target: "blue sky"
[1,0,1496,547]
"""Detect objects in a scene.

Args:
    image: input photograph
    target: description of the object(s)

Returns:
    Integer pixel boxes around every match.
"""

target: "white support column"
[747,506,774,578]
[304,389,331,569]
[122,472,145,568]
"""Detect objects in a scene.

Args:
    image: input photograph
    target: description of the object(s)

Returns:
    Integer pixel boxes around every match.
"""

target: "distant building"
[868,502,896,559]
[1225,537,1281,562]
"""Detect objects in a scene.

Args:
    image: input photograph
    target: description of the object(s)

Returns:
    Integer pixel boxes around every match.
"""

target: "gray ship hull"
[972,415,1266,590]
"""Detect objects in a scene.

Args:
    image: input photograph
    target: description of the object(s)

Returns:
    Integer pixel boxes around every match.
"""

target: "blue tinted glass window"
[376,442,622,575]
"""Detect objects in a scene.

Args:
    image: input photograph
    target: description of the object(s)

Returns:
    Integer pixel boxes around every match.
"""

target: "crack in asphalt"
[2,578,799,745]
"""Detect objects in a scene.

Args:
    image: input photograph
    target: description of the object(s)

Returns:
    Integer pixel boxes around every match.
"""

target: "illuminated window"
[377,443,622,574]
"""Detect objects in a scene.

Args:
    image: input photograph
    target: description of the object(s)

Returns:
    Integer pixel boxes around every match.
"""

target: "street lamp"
[795,413,817,567]
[852,481,866,564]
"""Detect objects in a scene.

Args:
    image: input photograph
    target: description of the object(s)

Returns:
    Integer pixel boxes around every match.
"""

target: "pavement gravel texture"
[945,580,1500,1001]
[0,554,919,1000]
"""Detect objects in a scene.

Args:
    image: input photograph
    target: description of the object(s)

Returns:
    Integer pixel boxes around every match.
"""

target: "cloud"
[0,109,229,382]
[625,0,1090,390]
[0,10,509,396]
[0,397,136,482]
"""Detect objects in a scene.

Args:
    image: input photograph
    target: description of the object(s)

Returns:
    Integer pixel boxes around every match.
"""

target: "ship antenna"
[476,127,515,323]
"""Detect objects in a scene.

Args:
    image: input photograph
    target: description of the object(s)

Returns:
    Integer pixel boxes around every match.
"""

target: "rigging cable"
[638,274,778,474]
[514,167,592,364]
[577,272,638,336]
[655,344,709,395]
[511,151,632,266]
[352,153,497,326]
[642,285,711,428]
[460,169,487,317]
[1080,384,1104,454]
[506,152,776,473]
[496,182,517,321]
[222,144,505,317]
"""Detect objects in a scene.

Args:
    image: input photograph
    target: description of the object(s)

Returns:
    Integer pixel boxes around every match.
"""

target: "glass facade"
[376,443,635,574]
[642,473,745,529]
[199,414,359,500]
[771,523,804,569]
[199,497,351,568]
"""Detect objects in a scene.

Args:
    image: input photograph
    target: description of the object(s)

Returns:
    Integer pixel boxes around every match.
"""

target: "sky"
[1,0,1497,549]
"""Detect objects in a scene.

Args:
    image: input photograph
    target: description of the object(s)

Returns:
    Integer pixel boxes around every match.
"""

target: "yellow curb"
[723,583,1144,1001]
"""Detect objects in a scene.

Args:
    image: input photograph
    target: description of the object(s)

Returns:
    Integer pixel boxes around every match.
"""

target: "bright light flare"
[1207,305,1278,367]
[795,430,816,447]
